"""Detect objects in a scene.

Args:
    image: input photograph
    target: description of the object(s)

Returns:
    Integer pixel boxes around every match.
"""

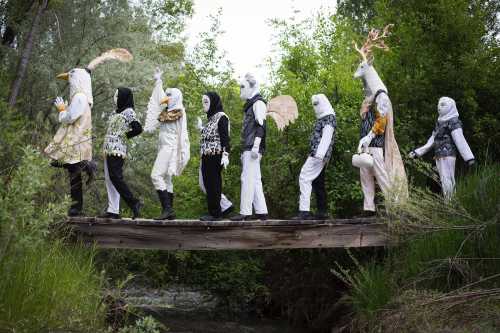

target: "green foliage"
[332,252,393,321]
[117,315,165,333]
[0,148,106,332]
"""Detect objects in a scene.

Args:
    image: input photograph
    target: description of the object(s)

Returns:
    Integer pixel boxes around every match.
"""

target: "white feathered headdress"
[87,48,133,71]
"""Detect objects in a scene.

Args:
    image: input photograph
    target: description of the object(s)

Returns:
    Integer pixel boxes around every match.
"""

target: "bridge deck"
[67,217,388,250]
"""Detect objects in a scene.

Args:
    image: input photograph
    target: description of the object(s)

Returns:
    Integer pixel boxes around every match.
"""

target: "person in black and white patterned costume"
[99,87,143,219]
[197,92,232,221]
[292,94,336,220]
[409,97,475,199]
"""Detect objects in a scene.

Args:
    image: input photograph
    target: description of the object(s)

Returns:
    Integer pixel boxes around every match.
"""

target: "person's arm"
[412,133,435,157]
[126,121,143,139]
[451,128,474,163]
[358,93,390,151]
[251,100,266,156]
[58,93,87,124]
[315,125,334,160]
[217,115,231,153]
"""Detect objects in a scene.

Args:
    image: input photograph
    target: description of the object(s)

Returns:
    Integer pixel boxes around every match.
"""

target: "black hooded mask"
[116,87,134,113]
[205,91,223,118]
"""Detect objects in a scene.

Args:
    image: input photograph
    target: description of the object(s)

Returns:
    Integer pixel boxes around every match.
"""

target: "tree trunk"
[7,0,48,108]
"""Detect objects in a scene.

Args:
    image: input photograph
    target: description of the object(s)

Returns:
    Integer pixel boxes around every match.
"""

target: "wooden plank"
[67,217,387,250]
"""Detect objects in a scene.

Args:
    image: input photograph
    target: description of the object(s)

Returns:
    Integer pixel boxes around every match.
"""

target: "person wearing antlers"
[352,25,407,216]
[144,68,190,220]
[45,49,133,216]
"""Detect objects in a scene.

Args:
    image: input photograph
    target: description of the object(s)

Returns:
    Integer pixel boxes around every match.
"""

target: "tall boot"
[154,190,175,220]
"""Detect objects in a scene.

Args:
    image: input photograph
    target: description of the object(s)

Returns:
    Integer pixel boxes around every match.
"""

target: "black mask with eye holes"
[116,87,134,113]
[205,91,224,118]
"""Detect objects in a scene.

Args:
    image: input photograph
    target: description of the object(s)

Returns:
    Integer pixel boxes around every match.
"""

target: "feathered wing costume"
[146,75,190,220]
[45,48,133,216]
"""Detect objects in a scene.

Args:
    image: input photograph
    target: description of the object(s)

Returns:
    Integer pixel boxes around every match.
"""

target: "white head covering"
[437,96,459,123]
[311,94,335,119]
[165,88,184,111]
[68,68,93,106]
[239,73,260,100]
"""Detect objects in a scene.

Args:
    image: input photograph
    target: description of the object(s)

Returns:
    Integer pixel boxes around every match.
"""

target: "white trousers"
[299,157,325,212]
[104,159,120,214]
[436,156,456,200]
[240,151,268,215]
[360,147,391,211]
[198,165,233,211]
[151,146,174,192]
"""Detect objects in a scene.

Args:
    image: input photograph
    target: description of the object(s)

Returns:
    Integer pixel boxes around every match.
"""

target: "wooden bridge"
[67,217,388,251]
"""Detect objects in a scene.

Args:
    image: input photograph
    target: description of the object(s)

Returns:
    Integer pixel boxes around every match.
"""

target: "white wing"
[266,95,299,131]
[144,80,166,133]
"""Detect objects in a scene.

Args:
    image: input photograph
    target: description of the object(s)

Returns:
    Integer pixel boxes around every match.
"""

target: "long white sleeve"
[58,93,87,124]
[315,125,334,159]
[253,100,267,126]
[144,79,166,133]
[414,133,435,157]
[451,128,474,162]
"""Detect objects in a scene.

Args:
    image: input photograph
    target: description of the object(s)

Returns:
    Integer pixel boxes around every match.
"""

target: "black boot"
[291,211,314,220]
[221,205,234,218]
[315,210,330,220]
[131,201,143,220]
[154,190,175,220]
[230,214,252,221]
[97,212,121,219]
[200,215,222,221]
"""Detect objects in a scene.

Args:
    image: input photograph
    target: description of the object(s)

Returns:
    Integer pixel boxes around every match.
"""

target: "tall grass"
[0,147,106,332]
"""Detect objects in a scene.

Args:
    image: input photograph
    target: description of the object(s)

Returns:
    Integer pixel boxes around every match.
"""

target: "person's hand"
[251,147,259,159]
[54,96,67,112]
[221,152,229,169]
[466,159,475,167]
[153,67,163,81]
[357,132,374,153]
[196,117,203,131]
[408,151,418,159]
[313,154,324,162]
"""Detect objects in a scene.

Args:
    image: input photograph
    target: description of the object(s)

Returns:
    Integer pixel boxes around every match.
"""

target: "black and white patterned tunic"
[103,108,138,158]
[200,112,230,156]
[433,117,462,158]
[310,114,336,161]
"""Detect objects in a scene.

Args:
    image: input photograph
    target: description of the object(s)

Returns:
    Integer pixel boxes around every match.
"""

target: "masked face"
[202,95,210,113]
[438,97,452,117]
[311,94,335,119]
[113,89,118,106]
[239,73,259,101]
[312,95,321,117]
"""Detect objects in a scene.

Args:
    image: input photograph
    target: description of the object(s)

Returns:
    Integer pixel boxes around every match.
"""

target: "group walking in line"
[44,26,475,221]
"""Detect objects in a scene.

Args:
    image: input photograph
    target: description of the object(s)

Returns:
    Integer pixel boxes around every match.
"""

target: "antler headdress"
[353,24,393,62]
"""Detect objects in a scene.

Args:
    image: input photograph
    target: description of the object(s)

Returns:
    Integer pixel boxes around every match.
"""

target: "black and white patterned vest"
[200,112,228,155]
[310,114,336,161]
[103,108,137,158]
[433,117,462,158]
[360,90,386,148]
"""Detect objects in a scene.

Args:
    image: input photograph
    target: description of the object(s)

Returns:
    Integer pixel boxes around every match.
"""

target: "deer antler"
[353,24,393,61]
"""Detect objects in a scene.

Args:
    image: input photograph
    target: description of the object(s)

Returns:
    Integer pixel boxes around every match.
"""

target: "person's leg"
[312,165,328,217]
[202,154,223,217]
[107,156,138,209]
[360,163,376,212]
[200,161,232,213]
[370,147,391,196]
[65,162,83,215]
[104,157,120,215]
[299,157,324,212]
[239,151,257,216]
[436,157,456,200]
[151,146,173,191]
[252,154,268,215]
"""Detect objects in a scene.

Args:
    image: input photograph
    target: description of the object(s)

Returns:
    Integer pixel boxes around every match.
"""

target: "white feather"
[87,48,133,71]
[266,95,299,131]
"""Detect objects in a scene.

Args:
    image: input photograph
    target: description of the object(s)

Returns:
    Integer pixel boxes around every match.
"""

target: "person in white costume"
[409,97,475,199]
[353,25,408,215]
[230,73,269,221]
[145,68,190,220]
[292,94,336,220]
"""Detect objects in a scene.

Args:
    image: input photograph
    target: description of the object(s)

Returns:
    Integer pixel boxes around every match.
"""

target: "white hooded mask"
[68,68,93,106]
[202,95,210,113]
[239,73,259,101]
[165,88,184,111]
[312,94,335,119]
[437,97,459,123]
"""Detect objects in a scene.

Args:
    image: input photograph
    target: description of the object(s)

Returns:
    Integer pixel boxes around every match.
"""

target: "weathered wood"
[67,217,388,251]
